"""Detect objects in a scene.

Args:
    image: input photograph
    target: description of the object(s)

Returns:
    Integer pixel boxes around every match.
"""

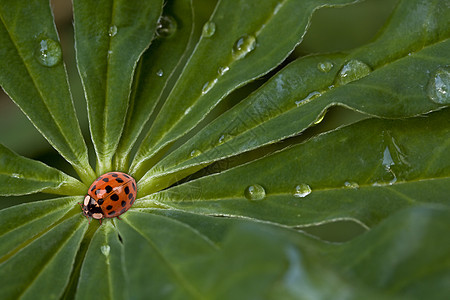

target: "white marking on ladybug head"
[83,195,90,206]
[92,213,103,220]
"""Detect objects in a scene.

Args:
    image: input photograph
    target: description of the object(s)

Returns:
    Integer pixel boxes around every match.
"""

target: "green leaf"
[138,108,450,227]
[0,197,79,259]
[115,211,217,299]
[0,214,87,300]
[113,0,194,170]
[76,223,126,300]
[73,0,164,173]
[0,0,94,183]
[138,0,450,194]
[0,144,86,196]
[170,205,450,299]
[328,205,450,299]
[130,0,363,178]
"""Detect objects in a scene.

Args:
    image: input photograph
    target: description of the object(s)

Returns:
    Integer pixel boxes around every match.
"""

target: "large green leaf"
[0,144,86,196]
[0,214,87,300]
[182,205,450,299]
[137,108,450,227]
[0,197,80,259]
[327,205,450,299]
[138,0,450,194]
[116,211,217,299]
[0,0,94,183]
[76,222,126,300]
[113,0,194,170]
[73,0,163,173]
[130,0,364,178]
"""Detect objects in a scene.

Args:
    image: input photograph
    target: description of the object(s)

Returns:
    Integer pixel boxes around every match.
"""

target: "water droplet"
[218,134,232,144]
[344,181,359,189]
[427,66,450,104]
[184,107,192,115]
[202,78,218,95]
[294,184,311,198]
[335,60,371,85]
[274,2,283,15]
[101,245,110,256]
[244,184,266,201]
[295,91,321,107]
[190,149,201,157]
[317,61,333,73]
[218,66,230,76]
[156,69,164,77]
[107,50,113,58]
[156,15,177,38]
[202,21,216,38]
[382,146,394,171]
[314,110,326,125]
[108,25,117,37]
[11,173,21,178]
[36,38,62,67]
[232,34,256,60]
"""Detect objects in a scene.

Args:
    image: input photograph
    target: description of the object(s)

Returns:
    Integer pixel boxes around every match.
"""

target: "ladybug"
[80,172,137,223]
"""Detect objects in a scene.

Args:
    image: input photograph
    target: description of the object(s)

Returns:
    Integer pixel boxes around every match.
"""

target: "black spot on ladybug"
[90,185,96,192]
[130,197,135,205]
[108,210,116,216]
[105,185,112,193]
[121,201,126,207]
[116,178,124,183]
[102,177,109,182]
[98,199,104,205]
[97,176,103,181]
[106,205,113,210]
[110,194,119,201]
[132,182,136,190]
[128,193,133,200]
[124,186,129,194]
[120,208,126,214]
[123,174,130,179]
[111,173,118,177]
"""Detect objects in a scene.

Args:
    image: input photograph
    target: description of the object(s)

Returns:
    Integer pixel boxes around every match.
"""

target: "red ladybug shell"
[82,172,137,221]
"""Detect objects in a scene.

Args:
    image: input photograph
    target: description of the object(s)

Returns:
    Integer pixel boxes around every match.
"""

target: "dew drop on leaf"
[218,134,232,145]
[108,25,117,37]
[427,66,450,104]
[100,245,110,257]
[335,60,371,85]
[156,69,164,77]
[244,184,266,201]
[317,61,333,73]
[202,78,218,95]
[295,91,322,107]
[190,149,202,157]
[232,34,256,60]
[344,181,359,189]
[294,184,311,198]
[156,15,177,38]
[36,38,62,67]
[218,66,230,76]
[202,21,216,38]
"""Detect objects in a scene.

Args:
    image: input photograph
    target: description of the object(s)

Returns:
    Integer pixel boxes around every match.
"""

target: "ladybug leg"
[99,218,102,225]
[116,216,122,221]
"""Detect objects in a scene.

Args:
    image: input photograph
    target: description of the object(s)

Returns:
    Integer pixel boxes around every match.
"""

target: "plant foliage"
[0,0,449,299]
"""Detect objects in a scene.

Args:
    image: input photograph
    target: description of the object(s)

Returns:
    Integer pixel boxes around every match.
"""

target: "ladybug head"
[81,195,104,220]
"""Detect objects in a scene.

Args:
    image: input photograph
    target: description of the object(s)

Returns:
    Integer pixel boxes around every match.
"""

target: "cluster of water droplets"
[36,38,62,67]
